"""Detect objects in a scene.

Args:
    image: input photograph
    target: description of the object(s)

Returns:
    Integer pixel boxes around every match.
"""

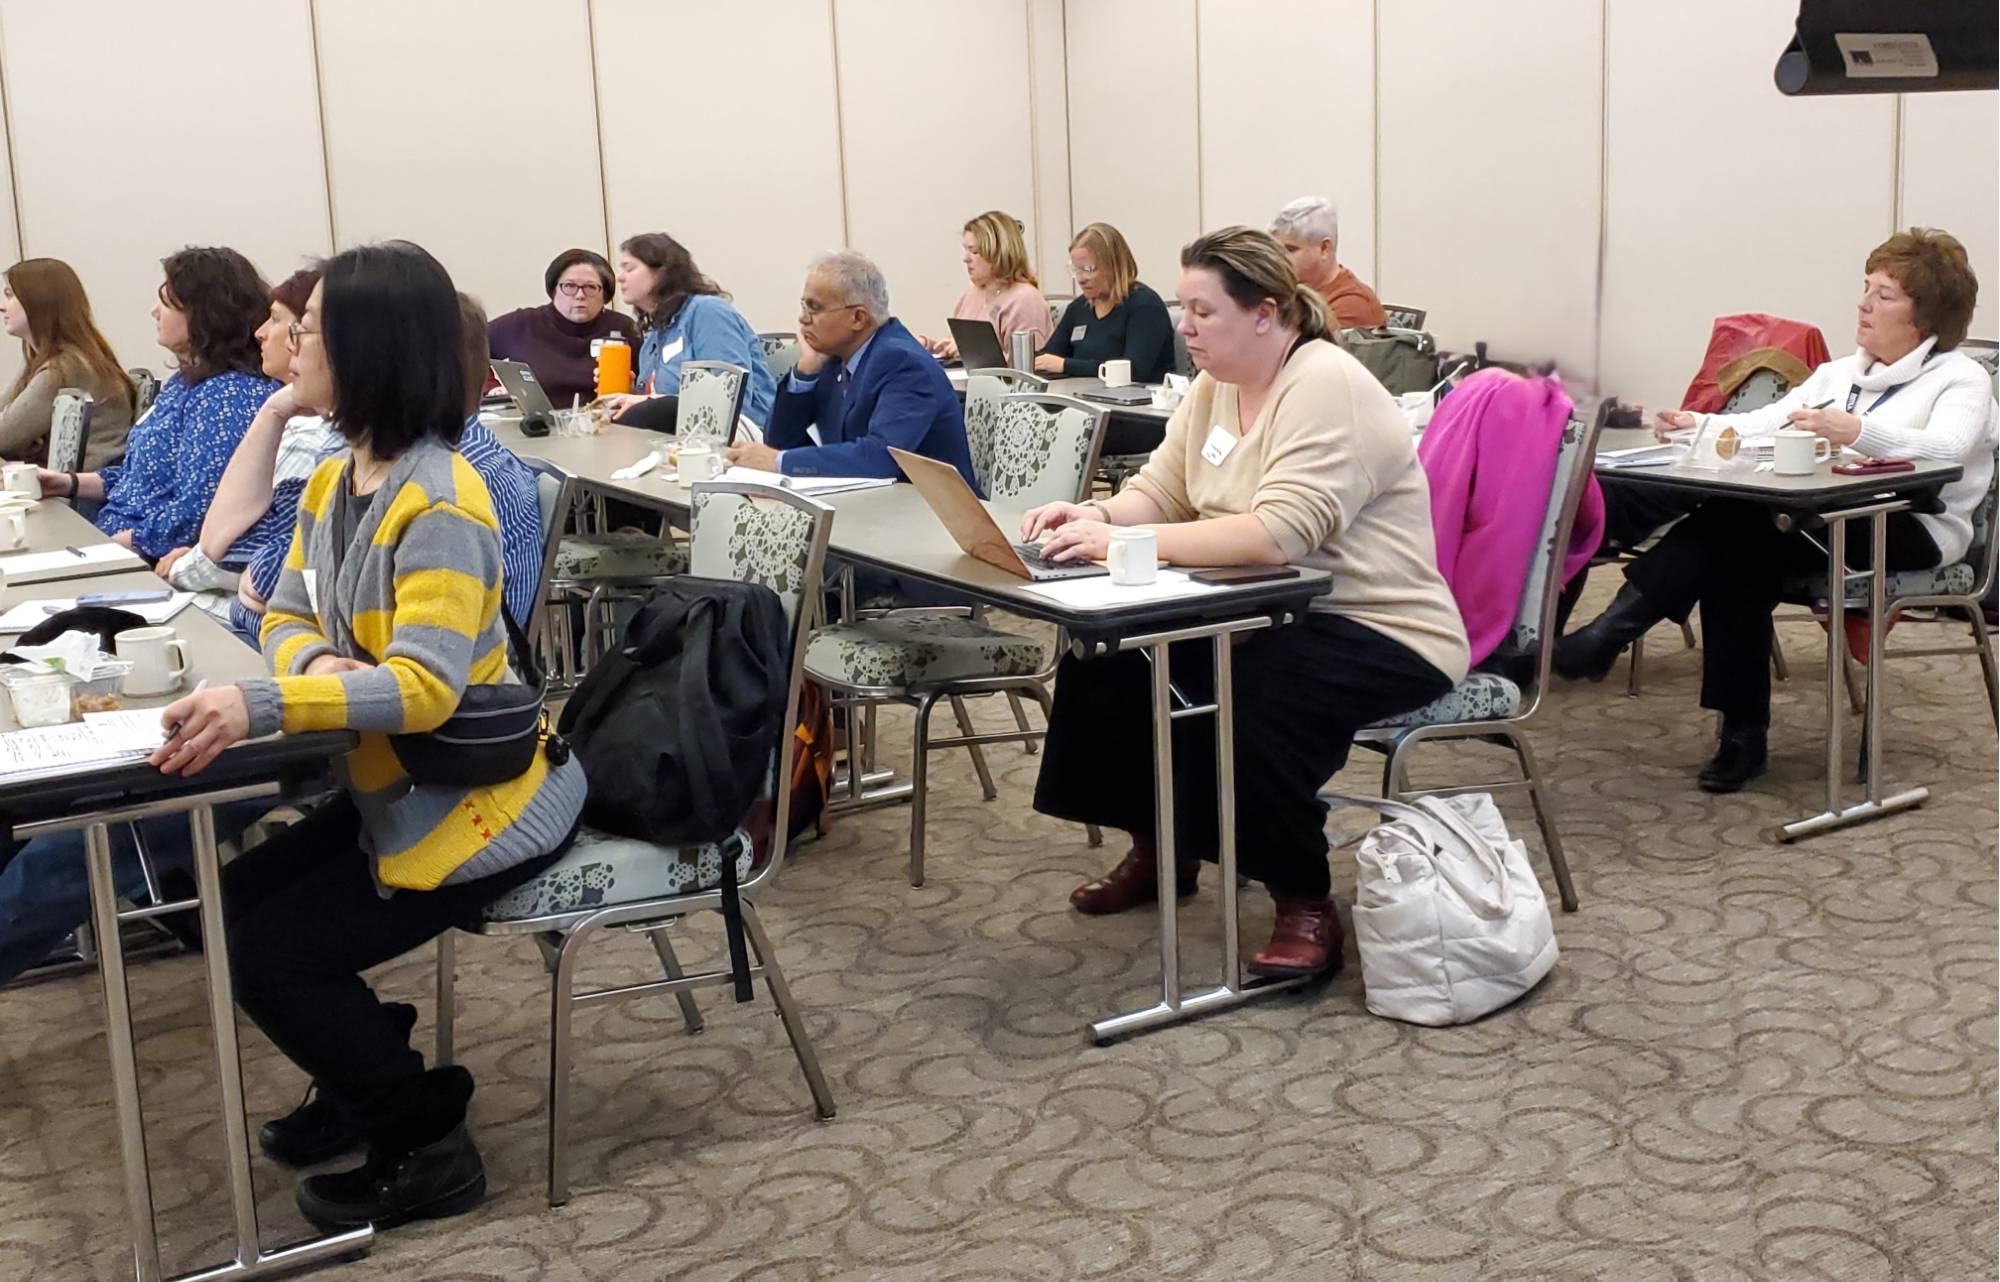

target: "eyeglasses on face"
[799,298,862,317]
[556,280,604,298]
[285,319,320,352]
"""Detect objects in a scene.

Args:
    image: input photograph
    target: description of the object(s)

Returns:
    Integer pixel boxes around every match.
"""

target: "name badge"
[1071,325,1088,342]
[659,336,685,363]
[1201,425,1237,466]
[302,568,320,615]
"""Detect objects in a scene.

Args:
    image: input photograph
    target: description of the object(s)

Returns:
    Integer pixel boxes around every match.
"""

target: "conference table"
[1593,429,1963,842]
[944,367,1173,459]
[487,413,1333,1042]
[0,564,363,1281]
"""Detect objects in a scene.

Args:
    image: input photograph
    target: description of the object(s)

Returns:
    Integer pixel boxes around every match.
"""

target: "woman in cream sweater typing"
[1022,227,1468,979]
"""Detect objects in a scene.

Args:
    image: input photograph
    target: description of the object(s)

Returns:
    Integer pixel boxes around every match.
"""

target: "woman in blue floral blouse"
[37,246,278,558]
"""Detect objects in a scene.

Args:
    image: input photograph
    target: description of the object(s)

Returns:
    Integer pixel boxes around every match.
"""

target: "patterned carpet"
[1,597,1994,1282]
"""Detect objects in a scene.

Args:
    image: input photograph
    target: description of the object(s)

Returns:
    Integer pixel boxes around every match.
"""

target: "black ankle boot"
[259,1002,420,1167]
[294,1123,486,1230]
[1553,583,1670,682]
[1699,722,1769,793]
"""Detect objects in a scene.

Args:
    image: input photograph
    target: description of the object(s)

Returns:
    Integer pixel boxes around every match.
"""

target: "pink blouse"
[949,280,1050,349]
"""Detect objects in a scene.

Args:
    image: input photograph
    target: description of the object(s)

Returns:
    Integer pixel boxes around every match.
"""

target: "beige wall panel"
[593,0,845,333]
[1028,0,1072,287]
[834,0,1037,338]
[1600,0,1895,407]
[1065,0,1201,294]
[1378,0,1602,383]
[0,0,330,377]
[1197,0,1375,289]
[315,0,604,322]
[1899,92,2000,344]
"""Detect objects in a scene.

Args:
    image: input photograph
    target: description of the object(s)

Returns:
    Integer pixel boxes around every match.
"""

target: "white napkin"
[611,451,662,481]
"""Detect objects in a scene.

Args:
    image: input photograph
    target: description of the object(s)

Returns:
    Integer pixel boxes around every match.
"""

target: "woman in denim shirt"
[596,231,775,431]
[37,246,277,557]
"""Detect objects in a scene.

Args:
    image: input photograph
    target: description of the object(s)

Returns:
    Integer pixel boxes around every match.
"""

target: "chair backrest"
[518,457,576,647]
[678,360,748,447]
[1720,366,1791,412]
[1382,304,1427,330]
[975,392,1110,505]
[687,480,834,886]
[128,367,158,418]
[1958,337,1998,379]
[1045,295,1072,331]
[961,367,1047,492]
[1510,409,1605,713]
[755,332,800,382]
[46,388,93,472]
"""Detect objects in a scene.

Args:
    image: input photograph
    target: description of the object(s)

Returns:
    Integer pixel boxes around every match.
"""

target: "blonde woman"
[923,210,1050,359]
[1022,227,1468,978]
[1035,221,1175,382]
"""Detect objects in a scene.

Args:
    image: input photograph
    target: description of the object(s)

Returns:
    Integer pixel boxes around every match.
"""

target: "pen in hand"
[162,678,209,742]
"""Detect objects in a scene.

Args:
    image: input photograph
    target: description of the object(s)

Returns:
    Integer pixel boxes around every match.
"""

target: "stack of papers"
[0,593,193,634]
[0,708,166,781]
[1020,569,1221,609]
[0,542,141,583]
[1598,445,1683,469]
[716,467,895,496]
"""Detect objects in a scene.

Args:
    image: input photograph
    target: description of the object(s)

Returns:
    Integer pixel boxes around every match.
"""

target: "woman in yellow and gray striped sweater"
[153,242,585,1232]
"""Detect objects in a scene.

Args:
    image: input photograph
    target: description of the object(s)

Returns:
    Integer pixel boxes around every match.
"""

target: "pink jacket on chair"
[1417,369,1605,667]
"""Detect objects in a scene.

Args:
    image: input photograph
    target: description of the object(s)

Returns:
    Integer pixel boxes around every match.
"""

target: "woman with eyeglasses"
[1035,221,1175,383]
[486,248,638,407]
[595,231,776,431]
[36,246,278,557]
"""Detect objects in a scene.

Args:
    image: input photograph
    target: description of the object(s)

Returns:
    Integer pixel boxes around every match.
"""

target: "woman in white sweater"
[1557,228,1996,792]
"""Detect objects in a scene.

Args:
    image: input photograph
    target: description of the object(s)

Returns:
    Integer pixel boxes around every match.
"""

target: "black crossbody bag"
[351,608,565,789]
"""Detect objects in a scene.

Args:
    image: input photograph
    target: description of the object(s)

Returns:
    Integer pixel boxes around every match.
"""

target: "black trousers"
[224,795,563,1149]
[1034,613,1453,898]
[1621,498,1939,724]
[1600,481,1703,552]
[613,393,680,433]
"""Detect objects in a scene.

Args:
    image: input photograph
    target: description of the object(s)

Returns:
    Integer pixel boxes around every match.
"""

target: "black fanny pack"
[360,609,564,789]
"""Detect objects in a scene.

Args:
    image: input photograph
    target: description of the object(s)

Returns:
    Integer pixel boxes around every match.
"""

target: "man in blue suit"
[727,250,979,491]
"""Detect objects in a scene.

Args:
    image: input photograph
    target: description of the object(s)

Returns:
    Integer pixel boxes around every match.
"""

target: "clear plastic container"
[69,657,133,717]
[2,667,75,727]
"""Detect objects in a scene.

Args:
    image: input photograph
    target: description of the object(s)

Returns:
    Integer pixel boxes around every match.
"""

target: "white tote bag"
[1323,792,1558,1026]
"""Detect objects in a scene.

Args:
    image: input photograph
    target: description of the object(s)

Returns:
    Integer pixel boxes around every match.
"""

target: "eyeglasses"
[556,281,604,298]
[800,299,862,317]
[285,319,320,352]
[1072,263,1100,277]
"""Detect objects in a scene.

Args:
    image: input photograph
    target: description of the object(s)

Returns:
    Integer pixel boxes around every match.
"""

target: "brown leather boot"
[1247,895,1341,977]
[1070,845,1199,916]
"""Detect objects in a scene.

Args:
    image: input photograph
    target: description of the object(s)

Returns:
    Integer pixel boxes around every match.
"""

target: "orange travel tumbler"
[596,336,633,396]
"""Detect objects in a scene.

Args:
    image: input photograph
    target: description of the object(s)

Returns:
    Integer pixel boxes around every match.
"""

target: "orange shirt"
[1319,266,1387,329]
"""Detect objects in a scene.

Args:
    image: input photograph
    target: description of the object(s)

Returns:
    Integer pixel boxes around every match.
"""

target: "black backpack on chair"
[558,575,793,846]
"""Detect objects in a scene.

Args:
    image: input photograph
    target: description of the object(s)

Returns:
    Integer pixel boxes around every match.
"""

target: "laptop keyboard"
[1012,542,1106,580]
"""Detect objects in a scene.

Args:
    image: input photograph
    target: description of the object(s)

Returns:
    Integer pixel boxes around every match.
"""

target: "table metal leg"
[1089,622,1311,1043]
[85,820,163,1282]
[1780,509,1928,841]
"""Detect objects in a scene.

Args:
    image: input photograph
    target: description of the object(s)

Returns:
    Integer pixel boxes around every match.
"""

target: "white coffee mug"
[1,461,38,498]
[0,511,25,550]
[1105,527,1158,586]
[1098,359,1133,388]
[116,626,188,697]
[1772,428,1833,475]
[678,439,723,482]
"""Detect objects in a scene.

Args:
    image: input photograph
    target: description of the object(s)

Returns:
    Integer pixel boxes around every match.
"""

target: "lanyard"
[1845,350,1938,413]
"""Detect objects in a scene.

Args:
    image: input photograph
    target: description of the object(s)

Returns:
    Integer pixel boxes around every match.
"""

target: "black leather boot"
[1553,583,1669,682]
[258,1003,419,1167]
[294,1123,486,1230]
[1699,721,1769,793]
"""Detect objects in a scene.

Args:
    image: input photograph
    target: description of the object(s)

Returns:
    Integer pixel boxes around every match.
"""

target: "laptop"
[1075,381,1157,406]
[887,447,1107,582]
[490,359,556,418]
[945,317,1010,371]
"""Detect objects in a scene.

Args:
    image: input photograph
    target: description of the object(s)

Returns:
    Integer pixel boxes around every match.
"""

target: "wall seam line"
[1593,0,1608,395]
[306,0,337,251]
[0,10,24,263]
[584,0,614,259]
[828,0,852,246]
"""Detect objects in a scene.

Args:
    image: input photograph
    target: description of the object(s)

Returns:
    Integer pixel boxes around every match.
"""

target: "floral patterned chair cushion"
[677,363,745,447]
[553,530,688,580]
[805,614,1046,689]
[1372,671,1523,730]
[482,826,753,922]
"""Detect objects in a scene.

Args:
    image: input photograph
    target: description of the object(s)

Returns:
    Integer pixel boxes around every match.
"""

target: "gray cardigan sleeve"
[0,368,58,460]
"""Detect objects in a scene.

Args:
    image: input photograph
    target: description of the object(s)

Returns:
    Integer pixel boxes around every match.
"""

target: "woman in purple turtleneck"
[485,248,640,405]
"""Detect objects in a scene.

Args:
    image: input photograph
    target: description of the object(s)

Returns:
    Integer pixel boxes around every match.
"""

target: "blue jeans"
[0,799,270,984]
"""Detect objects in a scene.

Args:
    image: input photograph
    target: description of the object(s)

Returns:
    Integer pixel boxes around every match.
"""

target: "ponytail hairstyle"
[1178,226,1332,341]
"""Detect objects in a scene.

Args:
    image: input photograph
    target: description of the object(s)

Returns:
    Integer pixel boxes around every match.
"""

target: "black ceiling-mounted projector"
[1776,0,1998,95]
